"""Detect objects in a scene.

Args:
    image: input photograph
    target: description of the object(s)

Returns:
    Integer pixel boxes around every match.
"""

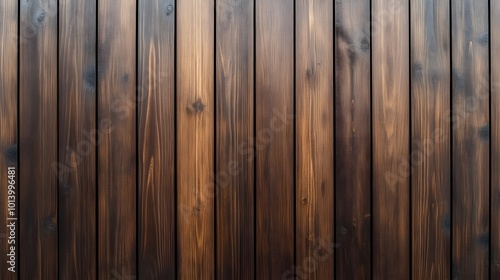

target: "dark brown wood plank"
[451,0,489,278]
[372,0,410,278]
[334,0,371,278]
[295,0,334,279]
[0,0,18,279]
[58,0,97,278]
[410,0,451,279]
[19,0,58,278]
[177,0,215,278]
[215,0,254,278]
[492,1,500,277]
[138,0,176,278]
[255,0,294,278]
[97,0,137,278]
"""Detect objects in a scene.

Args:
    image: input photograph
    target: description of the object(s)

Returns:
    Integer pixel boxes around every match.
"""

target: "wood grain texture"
[410,0,451,279]
[216,0,254,279]
[371,0,410,278]
[0,0,18,279]
[295,0,334,279]
[451,0,490,278]
[58,0,97,278]
[492,1,500,277]
[334,0,371,278]
[255,0,294,278]
[97,0,137,278]
[138,0,176,278]
[176,0,215,279]
[19,0,58,278]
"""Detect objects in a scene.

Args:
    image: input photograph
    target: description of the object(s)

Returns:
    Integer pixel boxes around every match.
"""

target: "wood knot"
[4,144,17,164]
[412,63,423,79]
[478,234,489,247]
[83,67,96,92]
[301,197,308,205]
[43,216,57,233]
[479,124,489,141]
[36,10,47,24]
[360,36,370,52]
[190,99,205,113]
[166,4,174,16]
[478,33,488,46]
[121,73,130,84]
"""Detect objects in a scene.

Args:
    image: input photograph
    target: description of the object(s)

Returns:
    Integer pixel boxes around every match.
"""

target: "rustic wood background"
[0,0,499,279]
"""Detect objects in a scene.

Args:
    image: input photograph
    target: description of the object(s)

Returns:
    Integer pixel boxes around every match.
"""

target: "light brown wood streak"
[410,0,451,279]
[492,1,500,278]
[138,0,176,278]
[296,0,334,279]
[19,0,58,278]
[256,0,294,278]
[58,0,97,278]
[216,0,255,278]
[97,0,137,278]
[334,0,371,278]
[372,0,410,278]
[177,0,215,279]
[0,0,18,279]
[451,0,489,278]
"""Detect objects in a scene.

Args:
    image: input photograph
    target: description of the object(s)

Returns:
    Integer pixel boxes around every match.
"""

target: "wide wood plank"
[372,0,410,278]
[97,0,137,278]
[138,0,176,278]
[334,0,371,278]
[255,0,294,278]
[451,0,490,278]
[58,0,97,278]
[295,0,334,279]
[492,1,500,278]
[19,0,58,278]
[0,0,18,278]
[215,0,254,278]
[177,0,215,278]
[410,0,451,279]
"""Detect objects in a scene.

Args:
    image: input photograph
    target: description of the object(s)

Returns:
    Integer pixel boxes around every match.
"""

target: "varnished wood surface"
[451,0,490,278]
[19,0,58,279]
[138,0,176,278]
[296,0,335,279]
[97,0,137,278]
[58,0,97,278]
[0,0,498,279]
[334,0,371,278]
[372,0,410,278]
[0,1,18,279]
[216,0,255,279]
[410,0,451,279]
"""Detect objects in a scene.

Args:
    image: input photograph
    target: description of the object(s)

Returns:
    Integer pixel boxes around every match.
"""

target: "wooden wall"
[0,0,498,279]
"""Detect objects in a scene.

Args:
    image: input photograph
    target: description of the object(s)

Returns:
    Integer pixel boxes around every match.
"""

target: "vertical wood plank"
[19,0,58,278]
[334,0,371,278]
[492,0,500,277]
[0,0,18,279]
[97,0,137,278]
[138,0,176,278]
[372,0,410,278]
[58,0,97,278]
[215,0,254,278]
[177,0,215,279]
[255,0,294,278]
[451,0,490,278]
[410,0,451,279]
[295,0,334,279]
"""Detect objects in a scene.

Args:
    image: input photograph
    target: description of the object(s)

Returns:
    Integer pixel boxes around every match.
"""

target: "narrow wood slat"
[215,0,254,278]
[138,0,176,278]
[410,0,451,279]
[0,0,18,279]
[451,0,490,278]
[58,0,97,278]
[256,0,294,278]
[334,0,371,278]
[19,0,58,278]
[372,0,410,278]
[295,0,334,279]
[177,0,215,278]
[97,0,137,278]
[492,1,500,277]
